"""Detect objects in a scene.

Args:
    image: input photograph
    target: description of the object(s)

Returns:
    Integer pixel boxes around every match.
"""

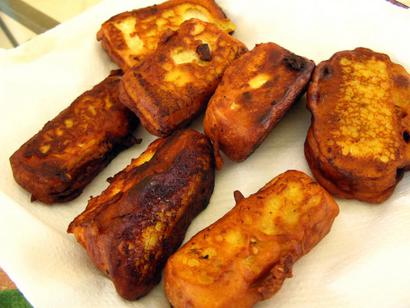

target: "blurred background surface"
[0,0,101,48]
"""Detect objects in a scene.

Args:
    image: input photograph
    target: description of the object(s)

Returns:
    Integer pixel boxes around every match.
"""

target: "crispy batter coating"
[305,48,410,203]
[97,0,235,70]
[204,43,314,168]
[119,18,247,137]
[164,170,339,308]
[68,129,215,300]
[9,71,138,204]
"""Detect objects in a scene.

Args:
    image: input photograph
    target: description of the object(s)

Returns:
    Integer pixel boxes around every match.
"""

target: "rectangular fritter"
[164,170,339,308]
[119,18,247,136]
[9,70,138,204]
[305,47,410,203]
[204,42,315,167]
[68,129,215,300]
[97,0,236,70]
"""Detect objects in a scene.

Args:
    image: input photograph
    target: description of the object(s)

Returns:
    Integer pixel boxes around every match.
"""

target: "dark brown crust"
[305,47,410,203]
[204,43,315,167]
[9,70,139,204]
[68,129,215,300]
[119,19,247,137]
[96,0,235,70]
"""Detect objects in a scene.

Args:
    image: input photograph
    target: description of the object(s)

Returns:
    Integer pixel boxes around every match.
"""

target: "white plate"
[0,0,409,307]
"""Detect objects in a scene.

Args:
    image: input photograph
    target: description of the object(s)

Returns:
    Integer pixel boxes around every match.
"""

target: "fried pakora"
[164,170,339,308]
[204,42,314,168]
[305,47,410,203]
[10,70,138,204]
[119,18,247,136]
[68,129,215,300]
[97,0,235,70]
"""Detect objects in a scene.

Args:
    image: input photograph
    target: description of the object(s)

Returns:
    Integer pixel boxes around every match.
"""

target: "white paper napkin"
[0,0,409,307]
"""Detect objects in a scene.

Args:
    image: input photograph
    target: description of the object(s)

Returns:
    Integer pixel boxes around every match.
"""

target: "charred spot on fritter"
[196,43,212,61]
[396,167,405,180]
[242,91,253,102]
[394,74,409,88]
[403,131,410,143]
[321,65,333,79]
[283,53,306,71]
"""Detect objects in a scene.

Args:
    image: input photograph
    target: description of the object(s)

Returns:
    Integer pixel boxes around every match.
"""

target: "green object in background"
[0,290,32,308]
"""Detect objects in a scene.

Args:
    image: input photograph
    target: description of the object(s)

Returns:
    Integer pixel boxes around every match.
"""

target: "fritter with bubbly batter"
[97,0,235,70]
[164,170,339,308]
[9,70,138,204]
[68,129,215,300]
[119,18,247,136]
[204,43,314,168]
[305,48,410,203]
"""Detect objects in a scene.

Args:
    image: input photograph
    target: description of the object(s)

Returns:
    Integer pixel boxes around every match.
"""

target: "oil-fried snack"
[9,71,138,204]
[97,0,236,70]
[305,47,410,203]
[119,19,247,137]
[68,129,215,300]
[204,43,315,167]
[164,170,339,308]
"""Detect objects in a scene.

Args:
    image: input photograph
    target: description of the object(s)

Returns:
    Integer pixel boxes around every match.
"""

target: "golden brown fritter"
[119,18,247,137]
[305,48,410,203]
[204,43,315,168]
[68,129,215,300]
[97,0,235,70]
[9,70,138,204]
[164,170,339,308]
